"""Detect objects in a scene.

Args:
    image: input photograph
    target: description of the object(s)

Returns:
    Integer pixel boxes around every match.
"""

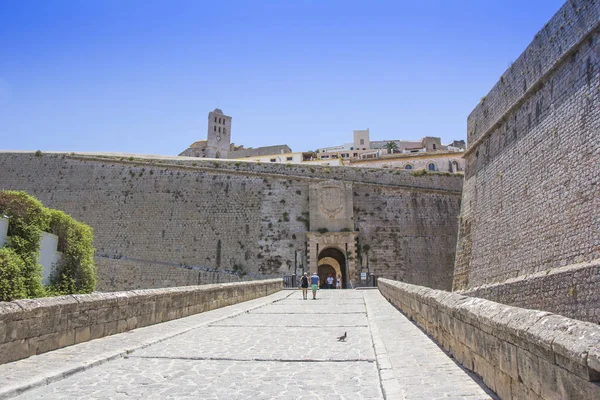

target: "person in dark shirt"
[300,272,309,300]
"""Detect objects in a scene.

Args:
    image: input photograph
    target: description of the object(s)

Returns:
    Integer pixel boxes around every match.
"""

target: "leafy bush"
[0,248,27,301]
[0,190,96,300]
[47,209,96,295]
[0,191,50,298]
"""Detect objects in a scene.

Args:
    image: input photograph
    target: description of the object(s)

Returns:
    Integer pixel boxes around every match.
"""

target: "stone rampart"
[0,279,282,365]
[455,0,600,301]
[460,260,600,324]
[0,152,462,291]
[379,278,600,400]
[94,257,242,292]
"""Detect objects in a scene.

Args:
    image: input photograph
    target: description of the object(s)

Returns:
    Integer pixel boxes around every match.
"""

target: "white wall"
[39,232,62,285]
[0,217,8,247]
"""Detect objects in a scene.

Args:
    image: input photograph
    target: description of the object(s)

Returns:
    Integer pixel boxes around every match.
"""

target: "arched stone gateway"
[306,231,358,288]
[306,180,358,287]
[318,249,345,289]
[318,256,341,280]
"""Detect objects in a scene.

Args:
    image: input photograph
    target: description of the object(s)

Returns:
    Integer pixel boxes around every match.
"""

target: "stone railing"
[379,278,600,400]
[0,279,282,365]
[458,260,600,325]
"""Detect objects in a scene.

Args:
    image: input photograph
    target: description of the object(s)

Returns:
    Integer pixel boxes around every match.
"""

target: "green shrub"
[0,248,27,301]
[0,190,96,300]
[47,209,96,295]
[0,191,50,298]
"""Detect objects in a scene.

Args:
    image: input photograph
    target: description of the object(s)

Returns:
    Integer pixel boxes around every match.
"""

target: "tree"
[384,142,398,154]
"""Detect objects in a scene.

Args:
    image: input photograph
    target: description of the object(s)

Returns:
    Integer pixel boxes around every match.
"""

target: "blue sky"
[0,0,564,155]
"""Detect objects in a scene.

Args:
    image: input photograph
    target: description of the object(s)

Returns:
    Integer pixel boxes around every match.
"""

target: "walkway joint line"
[125,355,376,363]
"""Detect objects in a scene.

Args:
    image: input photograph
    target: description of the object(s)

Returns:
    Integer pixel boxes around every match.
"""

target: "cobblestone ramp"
[6,290,493,399]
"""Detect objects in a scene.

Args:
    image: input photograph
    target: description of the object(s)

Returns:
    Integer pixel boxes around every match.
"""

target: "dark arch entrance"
[318,247,346,289]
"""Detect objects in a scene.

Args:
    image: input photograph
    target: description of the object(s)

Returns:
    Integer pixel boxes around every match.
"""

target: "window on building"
[405,164,413,170]
[270,158,276,162]
[218,127,221,133]
[214,117,217,122]
[353,153,358,157]
[360,139,364,145]
[214,126,216,131]
[219,118,221,123]
[433,143,437,150]
[428,163,436,171]
[286,157,293,161]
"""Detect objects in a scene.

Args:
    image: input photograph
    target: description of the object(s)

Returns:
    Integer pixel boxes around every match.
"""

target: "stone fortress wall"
[454,0,600,322]
[0,152,463,292]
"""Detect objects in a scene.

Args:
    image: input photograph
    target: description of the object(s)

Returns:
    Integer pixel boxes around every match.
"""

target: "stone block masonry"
[94,256,241,292]
[379,278,600,400]
[0,279,282,365]
[461,260,600,325]
[0,152,463,291]
[454,0,600,316]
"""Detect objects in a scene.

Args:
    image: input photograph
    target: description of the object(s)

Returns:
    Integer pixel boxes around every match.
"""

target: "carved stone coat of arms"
[318,185,344,219]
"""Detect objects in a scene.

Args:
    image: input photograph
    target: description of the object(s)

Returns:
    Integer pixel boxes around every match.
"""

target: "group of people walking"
[299,272,341,300]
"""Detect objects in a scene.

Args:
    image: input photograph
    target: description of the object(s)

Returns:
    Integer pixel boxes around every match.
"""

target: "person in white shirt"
[326,275,334,289]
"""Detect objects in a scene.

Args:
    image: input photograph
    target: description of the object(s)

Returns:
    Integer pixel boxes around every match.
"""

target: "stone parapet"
[466,0,600,150]
[5,152,464,193]
[379,278,600,400]
[459,260,600,324]
[0,279,282,365]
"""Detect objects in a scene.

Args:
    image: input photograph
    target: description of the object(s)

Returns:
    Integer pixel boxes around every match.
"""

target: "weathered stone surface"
[0,279,282,365]
[462,262,600,324]
[379,278,600,400]
[0,151,462,292]
[5,290,491,400]
[454,0,600,324]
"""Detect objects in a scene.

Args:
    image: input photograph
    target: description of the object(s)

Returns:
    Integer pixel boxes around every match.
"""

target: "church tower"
[206,108,231,158]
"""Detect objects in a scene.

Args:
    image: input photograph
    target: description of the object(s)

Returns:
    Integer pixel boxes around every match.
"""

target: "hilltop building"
[179,109,291,159]
[315,130,465,172]
[179,110,465,172]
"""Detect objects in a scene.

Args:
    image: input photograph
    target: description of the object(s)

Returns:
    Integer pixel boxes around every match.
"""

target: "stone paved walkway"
[3,290,493,399]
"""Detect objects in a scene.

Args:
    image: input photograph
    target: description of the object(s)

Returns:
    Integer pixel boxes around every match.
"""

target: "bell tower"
[206,108,231,158]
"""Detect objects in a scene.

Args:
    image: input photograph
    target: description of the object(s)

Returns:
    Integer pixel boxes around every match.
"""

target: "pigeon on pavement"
[337,332,347,342]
